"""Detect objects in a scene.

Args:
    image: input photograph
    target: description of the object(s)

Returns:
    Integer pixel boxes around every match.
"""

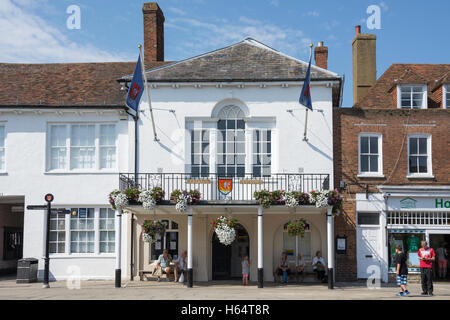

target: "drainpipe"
[115,208,123,288]
[187,207,193,288]
[327,207,334,289]
[257,206,264,288]
[130,213,135,281]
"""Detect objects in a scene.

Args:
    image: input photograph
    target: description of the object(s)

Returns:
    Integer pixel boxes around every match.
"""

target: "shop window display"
[389,231,425,272]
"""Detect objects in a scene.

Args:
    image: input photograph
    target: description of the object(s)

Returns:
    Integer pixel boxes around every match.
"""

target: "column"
[257,206,264,288]
[187,207,193,288]
[115,208,122,288]
[326,207,334,289]
[381,196,389,283]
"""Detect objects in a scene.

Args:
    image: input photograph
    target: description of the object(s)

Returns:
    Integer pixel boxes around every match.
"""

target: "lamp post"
[326,206,334,289]
[43,193,53,288]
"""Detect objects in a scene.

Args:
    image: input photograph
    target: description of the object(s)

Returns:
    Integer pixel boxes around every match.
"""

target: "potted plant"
[285,218,308,237]
[141,220,167,243]
[211,216,238,246]
[170,189,201,212]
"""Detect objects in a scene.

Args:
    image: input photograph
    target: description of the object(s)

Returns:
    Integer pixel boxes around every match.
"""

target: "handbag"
[179,272,184,283]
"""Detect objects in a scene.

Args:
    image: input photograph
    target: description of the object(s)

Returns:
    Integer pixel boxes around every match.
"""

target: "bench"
[139,261,176,281]
[273,262,320,283]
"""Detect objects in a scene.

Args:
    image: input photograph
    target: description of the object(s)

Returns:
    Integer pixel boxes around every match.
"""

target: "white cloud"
[307,11,320,17]
[166,16,311,59]
[168,7,186,16]
[0,0,130,63]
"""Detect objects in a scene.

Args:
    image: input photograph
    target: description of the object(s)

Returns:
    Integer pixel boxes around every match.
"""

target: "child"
[395,245,409,296]
[242,256,250,286]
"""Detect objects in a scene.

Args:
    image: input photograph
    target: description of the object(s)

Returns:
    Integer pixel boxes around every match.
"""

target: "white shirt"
[296,258,305,267]
[175,256,187,270]
[312,256,326,270]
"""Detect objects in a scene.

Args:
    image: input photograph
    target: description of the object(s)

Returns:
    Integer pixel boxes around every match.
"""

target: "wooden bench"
[273,262,320,283]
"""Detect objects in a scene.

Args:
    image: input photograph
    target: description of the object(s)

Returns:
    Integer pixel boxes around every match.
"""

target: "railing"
[119,173,330,204]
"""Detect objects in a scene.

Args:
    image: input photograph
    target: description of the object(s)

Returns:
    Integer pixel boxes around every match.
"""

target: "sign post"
[27,194,70,288]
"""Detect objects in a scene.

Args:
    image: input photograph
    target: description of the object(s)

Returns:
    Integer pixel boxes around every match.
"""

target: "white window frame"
[407,134,433,178]
[444,85,449,109]
[46,122,118,173]
[0,124,5,173]
[358,133,383,177]
[282,222,312,263]
[397,85,428,109]
[49,207,116,257]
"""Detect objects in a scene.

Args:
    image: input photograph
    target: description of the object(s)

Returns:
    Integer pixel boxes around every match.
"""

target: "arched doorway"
[212,224,249,280]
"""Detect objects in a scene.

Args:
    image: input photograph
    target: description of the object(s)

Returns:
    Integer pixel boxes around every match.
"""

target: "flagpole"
[138,44,159,142]
[302,43,313,142]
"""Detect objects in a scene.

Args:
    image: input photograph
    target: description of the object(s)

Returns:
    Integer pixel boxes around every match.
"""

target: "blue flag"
[299,53,313,110]
[126,54,144,112]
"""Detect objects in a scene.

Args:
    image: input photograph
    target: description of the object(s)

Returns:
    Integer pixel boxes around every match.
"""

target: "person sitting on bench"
[174,250,187,282]
[312,250,327,282]
[276,252,291,284]
[296,252,305,282]
[155,249,172,282]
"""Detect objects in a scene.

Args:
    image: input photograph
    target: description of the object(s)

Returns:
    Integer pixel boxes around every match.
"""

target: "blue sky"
[0,0,449,106]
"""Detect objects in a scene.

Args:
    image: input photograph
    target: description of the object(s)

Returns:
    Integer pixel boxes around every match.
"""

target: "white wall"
[0,110,130,279]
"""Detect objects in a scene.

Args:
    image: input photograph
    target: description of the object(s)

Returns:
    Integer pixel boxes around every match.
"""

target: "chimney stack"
[352,25,376,104]
[314,41,328,70]
[142,2,165,66]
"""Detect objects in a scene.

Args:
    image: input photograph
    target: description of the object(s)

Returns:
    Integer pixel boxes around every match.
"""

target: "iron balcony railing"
[119,173,330,204]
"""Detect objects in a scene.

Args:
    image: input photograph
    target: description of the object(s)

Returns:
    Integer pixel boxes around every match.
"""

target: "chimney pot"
[355,25,361,35]
[318,41,323,47]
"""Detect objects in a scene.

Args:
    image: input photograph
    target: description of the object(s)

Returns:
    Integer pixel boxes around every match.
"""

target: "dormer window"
[397,85,427,109]
[444,85,450,109]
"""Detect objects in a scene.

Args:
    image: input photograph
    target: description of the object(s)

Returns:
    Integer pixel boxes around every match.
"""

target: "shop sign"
[435,198,450,209]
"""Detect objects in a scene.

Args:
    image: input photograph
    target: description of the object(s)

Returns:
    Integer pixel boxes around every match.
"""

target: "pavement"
[1,276,450,300]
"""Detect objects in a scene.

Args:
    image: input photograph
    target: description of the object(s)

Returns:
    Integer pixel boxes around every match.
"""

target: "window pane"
[369,137,378,153]
[358,213,380,225]
[409,138,417,155]
[360,155,369,172]
[409,156,418,173]
[360,137,369,154]
[418,156,428,173]
[418,138,427,154]
[369,155,378,172]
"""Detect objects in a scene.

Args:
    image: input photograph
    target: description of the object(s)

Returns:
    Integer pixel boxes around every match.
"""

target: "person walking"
[418,241,435,296]
[394,245,409,296]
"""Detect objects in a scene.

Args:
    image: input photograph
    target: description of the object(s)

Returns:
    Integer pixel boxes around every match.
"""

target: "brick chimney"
[352,25,377,104]
[314,41,328,70]
[142,2,164,66]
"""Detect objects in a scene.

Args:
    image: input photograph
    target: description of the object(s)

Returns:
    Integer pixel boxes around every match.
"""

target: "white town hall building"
[0,3,343,285]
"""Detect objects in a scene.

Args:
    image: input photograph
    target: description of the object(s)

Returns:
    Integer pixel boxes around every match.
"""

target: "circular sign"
[44,193,54,203]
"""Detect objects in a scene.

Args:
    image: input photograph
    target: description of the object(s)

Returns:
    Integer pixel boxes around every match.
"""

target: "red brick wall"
[333,107,450,280]
[143,3,165,65]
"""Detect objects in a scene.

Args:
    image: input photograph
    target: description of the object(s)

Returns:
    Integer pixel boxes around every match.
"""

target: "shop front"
[379,186,450,281]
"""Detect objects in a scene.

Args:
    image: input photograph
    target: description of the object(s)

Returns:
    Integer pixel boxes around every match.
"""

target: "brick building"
[334,26,450,282]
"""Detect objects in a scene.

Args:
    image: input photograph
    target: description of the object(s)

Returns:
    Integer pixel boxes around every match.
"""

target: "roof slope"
[135,38,340,82]
[355,64,450,109]
[0,61,168,107]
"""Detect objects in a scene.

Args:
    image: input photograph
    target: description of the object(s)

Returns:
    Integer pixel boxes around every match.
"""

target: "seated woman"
[275,252,291,284]
[155,249,173,282]
[296,252,305,282]
[174,250,187,282]
[312,250,327,282]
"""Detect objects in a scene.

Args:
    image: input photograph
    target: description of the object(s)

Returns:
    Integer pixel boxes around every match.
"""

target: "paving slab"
[1,279,450,300]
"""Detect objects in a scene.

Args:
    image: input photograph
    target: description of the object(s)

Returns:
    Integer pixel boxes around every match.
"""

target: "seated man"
[155,249,172,282]
[174,250,187,282]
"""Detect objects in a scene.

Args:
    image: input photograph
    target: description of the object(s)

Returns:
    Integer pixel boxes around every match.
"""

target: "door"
[357,226,382,278]
[212,233,231,280]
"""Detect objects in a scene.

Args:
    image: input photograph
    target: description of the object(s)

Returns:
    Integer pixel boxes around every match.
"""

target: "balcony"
[119,173,330,205]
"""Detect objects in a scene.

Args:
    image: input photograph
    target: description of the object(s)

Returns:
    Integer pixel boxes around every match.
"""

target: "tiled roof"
[355,64,450,109]
[0,61,168,108]
[125,38,341,82]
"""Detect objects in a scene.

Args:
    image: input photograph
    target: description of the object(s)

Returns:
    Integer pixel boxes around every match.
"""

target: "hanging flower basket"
[170,189,201,212]
[139,187,165,210]
[108,190,128,209]
[285,218,308,237]
[211,216,238,246]
[141,220,166,243]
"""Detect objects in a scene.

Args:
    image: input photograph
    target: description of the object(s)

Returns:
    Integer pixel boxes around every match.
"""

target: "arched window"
[150,219,179,260]
[217,105,246,177]
[282,221,312,262]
